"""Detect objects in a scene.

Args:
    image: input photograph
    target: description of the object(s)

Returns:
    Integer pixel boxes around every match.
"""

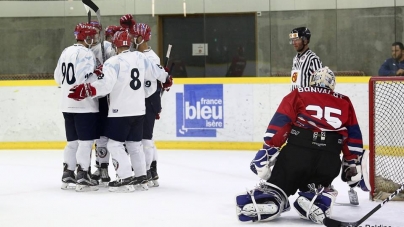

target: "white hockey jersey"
[90,41,116,66]
[54,44,99,113]
[92,50,168,117]
[142,48,162,98]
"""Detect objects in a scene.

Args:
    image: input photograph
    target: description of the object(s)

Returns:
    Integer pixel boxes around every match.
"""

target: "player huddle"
[54,14,172,192]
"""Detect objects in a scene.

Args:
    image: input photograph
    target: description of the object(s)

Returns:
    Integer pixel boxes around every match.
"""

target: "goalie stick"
[324,184,404,227]
[82,0,106,63]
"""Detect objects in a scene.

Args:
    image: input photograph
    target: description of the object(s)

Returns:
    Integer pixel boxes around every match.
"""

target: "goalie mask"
[74,23,98,46]
[310,67,336,91]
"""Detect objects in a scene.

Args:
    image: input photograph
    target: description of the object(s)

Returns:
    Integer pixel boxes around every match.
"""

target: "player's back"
[54,44,98,113]
[292,87,353,132]
[103,50,149,117]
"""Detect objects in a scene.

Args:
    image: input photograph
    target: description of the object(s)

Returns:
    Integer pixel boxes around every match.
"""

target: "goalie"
[236,67,371,224]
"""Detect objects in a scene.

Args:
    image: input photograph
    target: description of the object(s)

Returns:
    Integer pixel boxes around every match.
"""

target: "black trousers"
[268,143,341,197]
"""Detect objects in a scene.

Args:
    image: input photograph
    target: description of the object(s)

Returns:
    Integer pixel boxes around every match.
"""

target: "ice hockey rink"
[0,149,403,227]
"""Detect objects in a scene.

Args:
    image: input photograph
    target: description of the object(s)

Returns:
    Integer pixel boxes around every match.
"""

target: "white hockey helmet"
[310,66,336,90]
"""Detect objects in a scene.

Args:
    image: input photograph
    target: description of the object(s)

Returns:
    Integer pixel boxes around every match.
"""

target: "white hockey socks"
[76,140,93,171]
[64,140,78,171]
[126,141,146,177]
[95,136,110,165]
[107,139,133,179]
[142,139,155,170]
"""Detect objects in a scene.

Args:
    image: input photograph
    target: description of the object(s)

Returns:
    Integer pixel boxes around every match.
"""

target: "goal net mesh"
[370,78,404,201]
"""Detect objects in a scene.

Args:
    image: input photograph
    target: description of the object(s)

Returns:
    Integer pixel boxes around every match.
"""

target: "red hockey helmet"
[105,25,125,37]
[74,23,98,41]
[113,30,132,48]
[87,20,102,32]
[131,23,151,42]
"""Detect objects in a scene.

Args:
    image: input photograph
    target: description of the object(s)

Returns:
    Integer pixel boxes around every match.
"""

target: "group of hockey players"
[54,14,172,192]
[235,27,372,225]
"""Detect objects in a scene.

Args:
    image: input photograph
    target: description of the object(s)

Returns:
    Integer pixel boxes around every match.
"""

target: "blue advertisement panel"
[176,84,224,137]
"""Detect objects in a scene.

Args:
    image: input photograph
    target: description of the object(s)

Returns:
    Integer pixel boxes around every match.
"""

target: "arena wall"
[0,77,370,150]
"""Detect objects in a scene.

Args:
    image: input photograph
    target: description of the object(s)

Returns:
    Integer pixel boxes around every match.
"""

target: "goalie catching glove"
[250,146,280,180]
[341,149,371,191]
[68,83,96,101]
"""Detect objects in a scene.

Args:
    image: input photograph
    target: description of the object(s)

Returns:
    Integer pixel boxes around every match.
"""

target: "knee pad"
[236,182,289,222]
[293,185,335,224]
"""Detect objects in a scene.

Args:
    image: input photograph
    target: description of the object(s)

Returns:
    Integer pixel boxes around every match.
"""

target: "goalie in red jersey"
[236,67,370,224]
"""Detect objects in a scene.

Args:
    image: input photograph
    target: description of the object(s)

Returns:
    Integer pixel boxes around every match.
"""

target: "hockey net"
[369,76,404,201]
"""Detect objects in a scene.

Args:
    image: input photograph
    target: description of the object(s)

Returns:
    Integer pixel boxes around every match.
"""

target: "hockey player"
[55,23,100,192]
[67,30,173,192]
[125,20,164,187]
[86,21,117,186]
[105,25,124,42]
[236,67,370,224]
[289,27,323,90]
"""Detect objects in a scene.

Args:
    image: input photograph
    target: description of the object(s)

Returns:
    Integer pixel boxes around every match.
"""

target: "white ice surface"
[0,149,403,227]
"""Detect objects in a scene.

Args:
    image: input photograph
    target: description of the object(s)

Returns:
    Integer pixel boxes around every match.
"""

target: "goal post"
[369,76,404,201]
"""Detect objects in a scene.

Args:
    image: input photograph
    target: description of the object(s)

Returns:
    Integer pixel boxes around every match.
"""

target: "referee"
[289,27,323,90]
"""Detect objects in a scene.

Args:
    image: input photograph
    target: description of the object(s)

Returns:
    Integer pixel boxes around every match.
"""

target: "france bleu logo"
[176,84,224,137]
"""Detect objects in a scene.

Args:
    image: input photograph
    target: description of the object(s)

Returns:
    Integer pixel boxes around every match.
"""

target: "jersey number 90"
[61,62,76,85]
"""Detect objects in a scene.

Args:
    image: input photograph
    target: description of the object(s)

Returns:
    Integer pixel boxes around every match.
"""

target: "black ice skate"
[61,163,76,190]
[91,164,101,181]
[150,161,159,187]
[108,176,135,192]
[131,175,149,191]
[75,166,99,192]
[91,163,110,186]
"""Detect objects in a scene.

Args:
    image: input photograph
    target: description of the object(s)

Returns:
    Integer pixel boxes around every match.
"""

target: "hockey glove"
[120,14,136,29]
[68,83,96,101]
[162,74,173,92]
[341,149,371,192]
[94,65,103,79]
[250,147,280,180]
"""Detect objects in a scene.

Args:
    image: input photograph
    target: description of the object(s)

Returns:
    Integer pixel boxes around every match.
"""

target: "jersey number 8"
[130,68,141,90]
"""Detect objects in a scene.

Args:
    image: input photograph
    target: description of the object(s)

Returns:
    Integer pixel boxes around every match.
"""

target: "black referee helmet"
[289,27,311,42]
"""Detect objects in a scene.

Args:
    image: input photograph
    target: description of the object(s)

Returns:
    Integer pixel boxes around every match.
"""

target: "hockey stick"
[161,44,173,97]
[164,44,173,68]
[82,0,106,63]
[84,4,91,23]
[324,184,404,227]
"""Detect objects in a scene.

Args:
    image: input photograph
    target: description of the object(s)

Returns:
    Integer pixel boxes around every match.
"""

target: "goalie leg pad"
[235,182,289,222]
[293,185,335,224]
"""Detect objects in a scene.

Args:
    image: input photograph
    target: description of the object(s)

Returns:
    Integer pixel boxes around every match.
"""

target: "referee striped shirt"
[290,49,323,90]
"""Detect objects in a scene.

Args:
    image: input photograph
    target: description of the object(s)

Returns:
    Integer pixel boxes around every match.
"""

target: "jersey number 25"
[306,105,342,128]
